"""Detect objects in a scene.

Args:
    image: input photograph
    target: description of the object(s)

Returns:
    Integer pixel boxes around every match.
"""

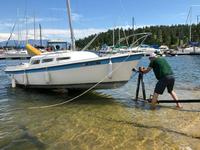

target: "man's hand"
[138,66,152,74]
[139,67,145,73]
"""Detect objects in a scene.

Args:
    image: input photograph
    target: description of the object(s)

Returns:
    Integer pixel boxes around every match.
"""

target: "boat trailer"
[133,68,200,104]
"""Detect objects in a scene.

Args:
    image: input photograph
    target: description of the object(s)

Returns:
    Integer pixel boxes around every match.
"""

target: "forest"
[76,24,200,50]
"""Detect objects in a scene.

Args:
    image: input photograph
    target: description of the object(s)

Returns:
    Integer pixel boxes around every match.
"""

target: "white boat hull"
[6,53,143,89]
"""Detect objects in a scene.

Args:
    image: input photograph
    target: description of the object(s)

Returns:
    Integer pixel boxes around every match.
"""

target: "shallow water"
[0,56,200,150]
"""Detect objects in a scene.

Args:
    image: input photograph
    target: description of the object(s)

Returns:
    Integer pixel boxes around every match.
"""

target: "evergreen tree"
[75,24,200,50]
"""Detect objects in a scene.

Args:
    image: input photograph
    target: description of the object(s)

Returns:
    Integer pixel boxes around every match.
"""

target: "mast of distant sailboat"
[33,14,36,46]
[66,0,76,51]
[39,24,42,47]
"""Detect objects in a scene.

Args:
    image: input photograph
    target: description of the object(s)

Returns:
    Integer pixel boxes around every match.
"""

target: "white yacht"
[183,47,200,53]
[1,49,30,59]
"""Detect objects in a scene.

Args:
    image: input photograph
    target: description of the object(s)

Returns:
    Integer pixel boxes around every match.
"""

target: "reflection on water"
[0,56,200,149]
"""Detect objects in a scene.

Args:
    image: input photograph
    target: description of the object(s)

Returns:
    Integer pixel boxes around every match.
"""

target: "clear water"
[0,56,200,150]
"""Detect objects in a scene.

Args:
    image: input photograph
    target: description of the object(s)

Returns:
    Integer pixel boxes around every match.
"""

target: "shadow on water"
[1,124,45,150]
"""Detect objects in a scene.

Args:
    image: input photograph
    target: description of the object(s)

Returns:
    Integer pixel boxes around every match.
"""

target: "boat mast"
[5,21,17,48]
[17,8,20,48]
[26,15,28,44]
[197,15,200,24]
[34,14,36,46]
[25,0,28,44]
[118,28,120,46]
[39,24,42,47]
[189,7,192,42]
[113,28,115,47]
[66,0,76,51]
[132,17,135,46]
[186,7,192,43]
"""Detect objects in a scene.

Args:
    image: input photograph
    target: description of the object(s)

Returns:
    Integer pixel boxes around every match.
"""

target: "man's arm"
[140,67,152,74]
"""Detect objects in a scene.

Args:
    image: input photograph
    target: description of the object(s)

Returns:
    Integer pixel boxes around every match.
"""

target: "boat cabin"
[29,51,99,66]
[47,40,69,51]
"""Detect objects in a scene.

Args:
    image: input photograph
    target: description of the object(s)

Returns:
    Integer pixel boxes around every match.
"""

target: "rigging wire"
[5,21,17,48]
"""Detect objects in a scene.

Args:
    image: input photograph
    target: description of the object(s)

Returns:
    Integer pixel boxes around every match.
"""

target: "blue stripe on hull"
[6,53,143,74]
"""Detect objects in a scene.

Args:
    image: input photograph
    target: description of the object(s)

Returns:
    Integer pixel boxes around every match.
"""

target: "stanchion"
[135,69,146,101]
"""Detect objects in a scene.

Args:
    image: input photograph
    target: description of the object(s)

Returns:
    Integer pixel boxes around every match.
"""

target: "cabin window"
[31,60,40,65]
[56,57,70,61]
[42,58,54,63]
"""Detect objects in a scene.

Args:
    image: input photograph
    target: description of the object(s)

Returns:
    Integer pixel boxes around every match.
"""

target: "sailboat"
[4,0,143,89]
[181,6,200,54]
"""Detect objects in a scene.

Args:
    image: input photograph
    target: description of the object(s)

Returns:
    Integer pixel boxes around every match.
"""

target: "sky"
[0,0,200,42]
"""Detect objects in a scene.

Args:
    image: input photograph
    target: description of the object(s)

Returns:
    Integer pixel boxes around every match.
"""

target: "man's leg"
[151,92,159,104]
[169,90,182,108]
[153,79,165,105]
[166,76,182,108]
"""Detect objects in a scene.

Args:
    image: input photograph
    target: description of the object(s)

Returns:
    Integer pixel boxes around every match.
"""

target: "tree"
[75,24,200,50]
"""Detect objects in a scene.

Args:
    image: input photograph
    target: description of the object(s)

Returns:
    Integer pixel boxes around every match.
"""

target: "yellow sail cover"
[26,44,41,56]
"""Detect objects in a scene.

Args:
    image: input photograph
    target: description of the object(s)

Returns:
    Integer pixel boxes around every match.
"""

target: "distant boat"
[4,0,143,89]
[0,49,30,59]
[159,45,169,51]
[99,32,154,55]
[4,49,28,55]
[0,49,4,54]
[182,47,200,53]
[46,40,69,51]
[113,44,158,56]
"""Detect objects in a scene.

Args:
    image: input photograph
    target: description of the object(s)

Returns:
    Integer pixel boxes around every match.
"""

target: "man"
[140,53,182,108]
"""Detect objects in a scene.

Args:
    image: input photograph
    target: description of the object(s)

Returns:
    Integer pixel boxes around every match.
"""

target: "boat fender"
[108,59,112,79]
[45,69,50,83]
[11,75,16,88]
[23,71,28,85]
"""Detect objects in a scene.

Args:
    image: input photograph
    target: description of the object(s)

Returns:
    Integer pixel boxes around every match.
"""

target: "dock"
[176,52,200,55]
[0,54,31,60]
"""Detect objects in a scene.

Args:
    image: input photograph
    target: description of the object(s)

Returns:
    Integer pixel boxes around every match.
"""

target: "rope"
[8,52,136,111]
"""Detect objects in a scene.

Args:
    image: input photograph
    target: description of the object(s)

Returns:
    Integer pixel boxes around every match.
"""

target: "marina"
[0,0,200,149]
[0,53,30,60]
